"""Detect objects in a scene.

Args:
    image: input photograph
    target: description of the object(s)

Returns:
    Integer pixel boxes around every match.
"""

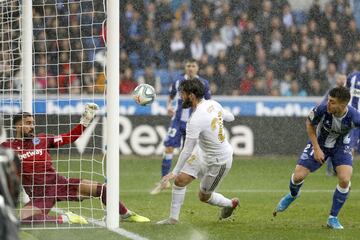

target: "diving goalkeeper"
[1,104,149,224]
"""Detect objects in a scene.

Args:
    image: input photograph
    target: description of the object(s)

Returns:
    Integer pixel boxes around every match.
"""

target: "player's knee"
[198,191,211,202]
[174,177,187,187]
[338,179,351,188]
[292,174,305,184]
[165,147,174,154]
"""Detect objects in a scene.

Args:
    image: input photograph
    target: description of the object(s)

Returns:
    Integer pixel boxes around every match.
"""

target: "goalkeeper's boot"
[150,181,171,195]
[220,198,239,220]
[63,212,88,224]
[156,218,178,225]
[327,216,344,230]
[273,193,297,217]
[121,212,150,223]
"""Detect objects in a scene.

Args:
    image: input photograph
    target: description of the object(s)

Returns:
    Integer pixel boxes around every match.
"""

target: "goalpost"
[0,0,119,229]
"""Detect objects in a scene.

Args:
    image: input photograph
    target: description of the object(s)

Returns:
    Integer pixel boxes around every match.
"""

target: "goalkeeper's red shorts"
[24,175,82,214]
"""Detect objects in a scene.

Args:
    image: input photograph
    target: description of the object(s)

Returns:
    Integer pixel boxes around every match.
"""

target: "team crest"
[33,137,40,145]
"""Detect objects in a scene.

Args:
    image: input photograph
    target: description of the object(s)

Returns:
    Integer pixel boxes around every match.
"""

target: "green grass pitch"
[20,155,360,240]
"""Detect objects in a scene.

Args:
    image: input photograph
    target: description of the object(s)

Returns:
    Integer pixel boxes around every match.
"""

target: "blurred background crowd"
[1,0,359,97]
[120,0,360,96]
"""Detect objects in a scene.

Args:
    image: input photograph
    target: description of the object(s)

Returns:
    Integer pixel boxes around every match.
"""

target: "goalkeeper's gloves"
[80,103,99,127]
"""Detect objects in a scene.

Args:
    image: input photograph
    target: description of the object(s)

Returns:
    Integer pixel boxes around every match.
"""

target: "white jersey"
[186,99,233,165]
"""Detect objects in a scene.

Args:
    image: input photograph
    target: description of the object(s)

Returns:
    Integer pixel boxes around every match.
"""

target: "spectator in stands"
[282,3,294,29]
[321,62,341,89]
[137,65,161,94]
[169,30,186,62]
[308,78,325,96]
[249,77,267,95]
[190,34,204,61]
[215,63,235,95]
[120,68,138,94]
[220,16,239,47]
[284,80,307,97]
[205,33,227,59]
[25,0,360,96]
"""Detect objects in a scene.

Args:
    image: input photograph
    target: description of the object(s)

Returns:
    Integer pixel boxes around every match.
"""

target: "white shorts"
[181,146,233,194]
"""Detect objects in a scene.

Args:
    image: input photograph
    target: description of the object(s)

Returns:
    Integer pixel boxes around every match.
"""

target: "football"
[132,84,156,106]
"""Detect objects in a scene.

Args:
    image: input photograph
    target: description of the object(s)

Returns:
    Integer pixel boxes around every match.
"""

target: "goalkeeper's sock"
[96,184,129,215]
[161,154,173,177]
[170,184,186,221]
[21,214,61,224]
[206,192,232,207]
[289,173,304,197]
[330,184,350,217]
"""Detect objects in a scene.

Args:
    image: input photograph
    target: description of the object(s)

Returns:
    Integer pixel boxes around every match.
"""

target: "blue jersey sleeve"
[204,81,211,100]
[351,108,360,128]
[308,103,327,126]
[198,77,211,100]
[346,72,358,88]
[169,80,177,98]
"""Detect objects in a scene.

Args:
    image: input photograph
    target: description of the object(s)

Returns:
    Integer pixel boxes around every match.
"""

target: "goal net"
[0,0,109,228]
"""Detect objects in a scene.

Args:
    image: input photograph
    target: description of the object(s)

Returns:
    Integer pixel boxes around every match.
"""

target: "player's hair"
[184,58,198,65]
[179,79,205,99]
[12,112,33,125]
[329,86,351,103]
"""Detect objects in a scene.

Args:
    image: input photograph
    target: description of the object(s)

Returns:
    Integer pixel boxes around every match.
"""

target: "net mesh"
[0,0,108,228]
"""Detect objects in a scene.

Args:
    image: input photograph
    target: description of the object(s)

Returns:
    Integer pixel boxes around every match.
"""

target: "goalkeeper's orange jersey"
[1,124,85,188]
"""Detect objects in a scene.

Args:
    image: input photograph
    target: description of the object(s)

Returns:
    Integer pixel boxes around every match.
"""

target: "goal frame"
[20,0,119,229]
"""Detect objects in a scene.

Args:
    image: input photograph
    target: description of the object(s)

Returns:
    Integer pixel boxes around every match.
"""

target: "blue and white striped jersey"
[346,72,360,110]
[308,103,360,148]
[169,74,211,122]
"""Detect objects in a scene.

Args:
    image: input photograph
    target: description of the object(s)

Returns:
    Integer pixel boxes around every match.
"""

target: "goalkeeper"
[1,104,150,224]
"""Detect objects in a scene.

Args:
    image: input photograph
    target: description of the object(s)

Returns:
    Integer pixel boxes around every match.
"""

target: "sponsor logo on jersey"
[352,88,360,97]
[54,135,63,143]
[32,137,40,145]
[18,149,43,160]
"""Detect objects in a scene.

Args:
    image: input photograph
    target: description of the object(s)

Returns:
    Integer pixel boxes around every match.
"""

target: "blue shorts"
[350,128,360,153]
[164,120,187,148]
[297,142,353,172]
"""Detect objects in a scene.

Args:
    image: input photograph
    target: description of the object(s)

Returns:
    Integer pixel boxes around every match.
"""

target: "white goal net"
[0,0,109,229]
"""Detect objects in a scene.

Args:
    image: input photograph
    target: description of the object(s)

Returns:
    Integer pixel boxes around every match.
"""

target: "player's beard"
[23,130,34,139]
[182,98,192,108]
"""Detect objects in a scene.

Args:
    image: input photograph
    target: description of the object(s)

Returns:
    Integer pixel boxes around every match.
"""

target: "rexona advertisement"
[119,116,254,156]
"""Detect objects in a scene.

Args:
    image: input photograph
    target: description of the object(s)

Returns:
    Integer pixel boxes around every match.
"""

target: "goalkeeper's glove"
[80,103,99,127]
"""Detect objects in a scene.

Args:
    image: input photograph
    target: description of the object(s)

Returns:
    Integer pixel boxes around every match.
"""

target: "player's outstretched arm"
[52,103,99,148]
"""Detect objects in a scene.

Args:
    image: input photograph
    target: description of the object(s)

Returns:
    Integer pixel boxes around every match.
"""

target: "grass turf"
[20,155,360,240]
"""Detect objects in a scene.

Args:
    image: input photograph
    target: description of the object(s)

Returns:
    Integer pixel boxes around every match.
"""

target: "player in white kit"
[157,79,239,225]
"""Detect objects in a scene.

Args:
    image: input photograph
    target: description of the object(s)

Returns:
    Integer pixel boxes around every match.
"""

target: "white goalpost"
[0,0,119,230]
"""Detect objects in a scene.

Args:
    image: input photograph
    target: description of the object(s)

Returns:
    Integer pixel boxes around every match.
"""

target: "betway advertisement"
[0,96,322,116]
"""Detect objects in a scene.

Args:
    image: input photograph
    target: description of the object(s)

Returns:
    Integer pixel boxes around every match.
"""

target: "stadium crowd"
[120,0,360,96]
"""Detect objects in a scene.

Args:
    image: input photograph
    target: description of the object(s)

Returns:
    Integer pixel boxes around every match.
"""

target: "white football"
[132,84,156,106]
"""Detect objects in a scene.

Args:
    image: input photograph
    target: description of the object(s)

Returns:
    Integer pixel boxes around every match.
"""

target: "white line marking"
[22,208,149,240]
[87,217,149,240]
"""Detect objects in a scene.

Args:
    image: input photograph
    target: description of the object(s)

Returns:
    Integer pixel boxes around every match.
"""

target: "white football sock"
[170,184,186,221]
[207,192,232,207]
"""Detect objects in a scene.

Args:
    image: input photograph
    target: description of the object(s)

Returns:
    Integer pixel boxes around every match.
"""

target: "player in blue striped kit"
[326,72,360,176]
[273,86,360,229]
[345,71,360,154]
[150,59,211,195]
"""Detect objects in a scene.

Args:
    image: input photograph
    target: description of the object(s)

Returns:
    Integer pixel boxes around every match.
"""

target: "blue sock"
[330,185,350,217]
[161,154,173,177]
[289,174,303,197]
